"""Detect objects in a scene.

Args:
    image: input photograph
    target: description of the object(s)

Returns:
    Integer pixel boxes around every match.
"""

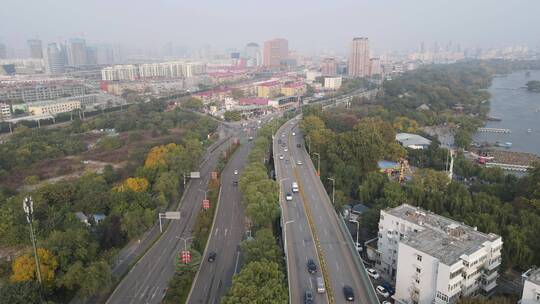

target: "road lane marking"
[234,251,241,273]
[335,261,340,271]
[214,228,219,236]
[224,228,228,236]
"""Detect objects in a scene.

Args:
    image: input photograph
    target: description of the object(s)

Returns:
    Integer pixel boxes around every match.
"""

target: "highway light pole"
[313,152,321,176]
[23,197,42,284]
[177,236,193,250]
[327,177,335,207]
[198,189,208,200]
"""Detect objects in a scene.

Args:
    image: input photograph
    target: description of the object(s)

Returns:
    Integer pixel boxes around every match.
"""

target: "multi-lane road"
[274,117,379,304]
[107,123,241,304]
[274,118,329,304]
[186,124,254,304]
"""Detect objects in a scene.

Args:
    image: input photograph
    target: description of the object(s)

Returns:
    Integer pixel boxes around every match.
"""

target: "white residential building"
[101,65,138,81]
[324,76,342,90]
[376,204,502,304]
[521,268,540,304]
[0,102,11,120]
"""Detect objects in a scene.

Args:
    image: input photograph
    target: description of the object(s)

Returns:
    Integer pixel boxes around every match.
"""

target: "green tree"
[224,111,242,122]
[222,261,288,304]
[241,228,281,264]
[45,228,99,272]
[0,281,42,304]
[59,260,112,296]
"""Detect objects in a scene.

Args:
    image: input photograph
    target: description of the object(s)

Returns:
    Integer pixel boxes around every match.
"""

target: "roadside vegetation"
[0,100,217,303]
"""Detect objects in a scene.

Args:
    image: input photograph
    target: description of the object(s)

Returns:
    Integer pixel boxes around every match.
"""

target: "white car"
[281,134,285,137]
[292,132,296,136]
[285,193,293,201]
[355,243,363,253]
[279,154,284,160]
[234,170,238,175]
[367,268,380,279]
[376,286,390,298]
[382,301,392,304]
[296,160,303,165]
[284,148,288,152]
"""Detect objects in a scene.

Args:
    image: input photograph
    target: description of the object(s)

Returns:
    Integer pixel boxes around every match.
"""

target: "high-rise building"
[68,38,87,67]
[0,43,6,59]
[45,43,67,74]
[86,46,98,66]
[245,42,261,67]
[96,44,115,65]
[348,37,370,77]
[27,39,43,59]
[369,57,382,76]
[321,57,337,76]
[374,204,502,303]
[263,38,288,68]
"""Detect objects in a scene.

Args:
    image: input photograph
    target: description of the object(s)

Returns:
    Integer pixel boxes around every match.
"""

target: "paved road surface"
[274,118,329,304]
[277,118,379,304]
[186,129,251,303]
[106,124,240,304]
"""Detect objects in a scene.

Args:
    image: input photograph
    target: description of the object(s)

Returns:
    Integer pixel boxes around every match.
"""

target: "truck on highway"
[292,182,299,193]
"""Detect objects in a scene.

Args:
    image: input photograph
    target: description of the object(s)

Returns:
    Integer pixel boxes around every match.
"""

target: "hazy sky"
[2,0,539,55]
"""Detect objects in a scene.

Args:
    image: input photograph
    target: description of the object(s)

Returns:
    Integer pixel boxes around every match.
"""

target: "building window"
[417,255,422,262]
[416,267,421,274]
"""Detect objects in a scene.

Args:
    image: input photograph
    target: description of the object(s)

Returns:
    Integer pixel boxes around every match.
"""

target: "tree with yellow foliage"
[144,143,177,168]
[114,177,149,193]
[11,248,58,285]
[393,116,419,133]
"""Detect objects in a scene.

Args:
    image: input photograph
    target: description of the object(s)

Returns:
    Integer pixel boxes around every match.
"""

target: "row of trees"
[223,119,288,303]
[0,104,216,302]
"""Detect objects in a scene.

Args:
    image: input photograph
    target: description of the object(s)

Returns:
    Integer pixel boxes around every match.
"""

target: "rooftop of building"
[524,267,540,286]
[239,97,270,106]
[395,132,432,147]
[282,82,304,88]
[28,98,82,106]
[387,204,500,265]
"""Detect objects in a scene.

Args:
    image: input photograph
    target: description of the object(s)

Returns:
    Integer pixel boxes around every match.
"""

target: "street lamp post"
[327,177,335,207]
[177,236,194,250]
[23,197,42,284]
[313,152,321,176]
[198,189,208,200]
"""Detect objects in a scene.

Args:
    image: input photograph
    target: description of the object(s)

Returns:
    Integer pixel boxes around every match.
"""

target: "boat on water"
[495,141,512,148]
[527,128,532,133]
[487,115,502,121]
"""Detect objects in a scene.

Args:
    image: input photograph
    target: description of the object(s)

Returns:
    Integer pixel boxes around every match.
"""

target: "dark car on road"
[208,251,217,262]
[381,282,395,295]
[233,180,238,186]
[343,285,354,301]
[297,143,301,148]
[307,259,317,274]
[304,290,314,304]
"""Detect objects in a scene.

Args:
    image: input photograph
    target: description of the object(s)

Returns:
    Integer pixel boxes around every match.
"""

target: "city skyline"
[1,0,540,56]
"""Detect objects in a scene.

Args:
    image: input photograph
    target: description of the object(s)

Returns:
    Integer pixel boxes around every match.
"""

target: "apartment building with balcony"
[375,204,502,304]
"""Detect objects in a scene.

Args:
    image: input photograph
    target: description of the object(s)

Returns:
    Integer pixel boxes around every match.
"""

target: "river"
[473,70,540,156]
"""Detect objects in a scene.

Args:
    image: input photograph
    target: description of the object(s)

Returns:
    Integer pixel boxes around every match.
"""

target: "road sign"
[164,211,180,220]
[180,250,191,264]
[190,172,201,179]
[202,199,210,210]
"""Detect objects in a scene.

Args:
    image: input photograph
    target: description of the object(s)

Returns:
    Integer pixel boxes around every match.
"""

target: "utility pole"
[327,177,335,207]
[23,197,42,284]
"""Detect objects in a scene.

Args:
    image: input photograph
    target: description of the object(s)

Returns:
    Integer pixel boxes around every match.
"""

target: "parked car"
[376,285,390,298]
[279,154,284,160]
[297,143,302,148]
[284,148,288,152]
[367,268,380,279]
[208,251,217,262]
[234,170,238,175]
[343,285,355,301]
[233,180,238,186]
[307,259,317,274]
[381,282,395,295]
[292,132,296,136]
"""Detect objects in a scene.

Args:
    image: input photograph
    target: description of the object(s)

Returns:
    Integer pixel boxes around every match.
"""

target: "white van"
[316,276,326,293]
[292,182,299,193]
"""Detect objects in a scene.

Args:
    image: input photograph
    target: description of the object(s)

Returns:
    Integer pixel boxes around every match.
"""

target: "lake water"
[473,70,540,156]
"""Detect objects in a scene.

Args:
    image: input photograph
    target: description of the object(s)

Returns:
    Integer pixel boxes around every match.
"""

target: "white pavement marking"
[335,261,340,271]
[214,228,219,236]
[224,228,228,236]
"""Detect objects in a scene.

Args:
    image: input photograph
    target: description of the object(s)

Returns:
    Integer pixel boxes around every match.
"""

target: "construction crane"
[398,158,413,184]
